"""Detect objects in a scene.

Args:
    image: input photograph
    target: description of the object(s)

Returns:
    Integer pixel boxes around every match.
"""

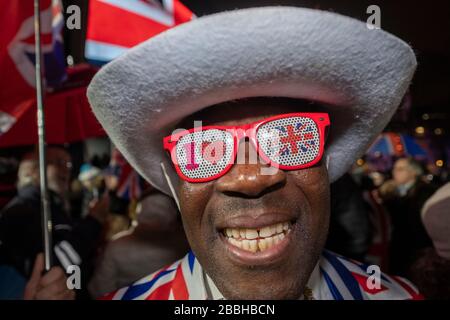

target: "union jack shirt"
[101,250,423,300]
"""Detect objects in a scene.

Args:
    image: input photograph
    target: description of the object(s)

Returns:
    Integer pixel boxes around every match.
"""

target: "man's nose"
[214,141,286,197]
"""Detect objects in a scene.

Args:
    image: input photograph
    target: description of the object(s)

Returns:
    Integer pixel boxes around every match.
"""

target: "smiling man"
[88,7,421,300]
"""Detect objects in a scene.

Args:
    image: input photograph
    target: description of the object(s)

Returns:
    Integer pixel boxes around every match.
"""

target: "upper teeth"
[223,222,291,253]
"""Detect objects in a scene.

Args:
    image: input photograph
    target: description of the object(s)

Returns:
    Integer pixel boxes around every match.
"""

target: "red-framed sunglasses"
[163,113,330,183]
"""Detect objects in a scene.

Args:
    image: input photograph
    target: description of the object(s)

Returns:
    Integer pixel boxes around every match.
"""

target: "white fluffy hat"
[87,6,417,196]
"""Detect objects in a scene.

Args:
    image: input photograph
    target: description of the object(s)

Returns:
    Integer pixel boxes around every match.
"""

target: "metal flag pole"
[34,0,53,271]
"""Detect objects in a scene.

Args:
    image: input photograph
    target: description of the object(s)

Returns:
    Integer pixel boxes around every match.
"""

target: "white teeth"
[242,239,250,251]
[273,235,280,245]
[229,237,242,249]
[223,221,292,253]
[258,239,267,251]
[276,223,283,233]
[259,226,273,238]
[245,229,258,240]
[266,236,274,248]
[249,240,257,253]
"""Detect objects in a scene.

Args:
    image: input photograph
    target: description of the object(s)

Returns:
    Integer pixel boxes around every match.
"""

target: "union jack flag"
[85,0,194,64]
[108,148,146,201]
[101,250,423,300]
[0,0,66,136]
[273,121,317,156]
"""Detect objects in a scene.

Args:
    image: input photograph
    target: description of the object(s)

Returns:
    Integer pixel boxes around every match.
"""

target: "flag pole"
[34,0,53,271]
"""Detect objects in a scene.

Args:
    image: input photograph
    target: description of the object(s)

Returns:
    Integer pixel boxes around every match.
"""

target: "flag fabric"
[85,0,194,64]
[0,0,66,137]
[116,166,144,201]
[367,133,428,158]
[108,148,145,201]
[0,85,106,147]
[102,250,423,300]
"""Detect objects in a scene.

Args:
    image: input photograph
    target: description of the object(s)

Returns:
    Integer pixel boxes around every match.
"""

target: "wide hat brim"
[87,6,417,196]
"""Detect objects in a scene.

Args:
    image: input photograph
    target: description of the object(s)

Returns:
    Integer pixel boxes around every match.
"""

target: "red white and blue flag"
[85,0,194,64]
[108,148,146,201]
[0,0,66,136]
[116,166,144,201]
[102,250,423,300]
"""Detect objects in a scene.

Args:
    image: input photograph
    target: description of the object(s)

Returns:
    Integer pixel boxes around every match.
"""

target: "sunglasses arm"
[160,162,181,212]
[163,136,177,151]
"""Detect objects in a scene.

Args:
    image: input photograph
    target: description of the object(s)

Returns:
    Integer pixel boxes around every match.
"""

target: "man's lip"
[215,211,297,230]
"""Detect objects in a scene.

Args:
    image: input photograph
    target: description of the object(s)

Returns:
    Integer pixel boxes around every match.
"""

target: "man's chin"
[207,251,310,300]
[201,226,319,299]
[216,275,306,300]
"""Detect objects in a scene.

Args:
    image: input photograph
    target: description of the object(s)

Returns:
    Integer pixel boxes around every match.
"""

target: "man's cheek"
[292,166,329,203]
[179,181,213,205]
[179,182,214,243]
[290,166,330,241]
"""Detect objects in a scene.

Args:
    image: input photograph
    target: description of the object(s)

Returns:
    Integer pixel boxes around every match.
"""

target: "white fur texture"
[87,6,417,195]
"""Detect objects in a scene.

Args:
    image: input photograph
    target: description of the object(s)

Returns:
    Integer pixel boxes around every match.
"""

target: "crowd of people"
[0,145,189,299]
[334,157,450,299]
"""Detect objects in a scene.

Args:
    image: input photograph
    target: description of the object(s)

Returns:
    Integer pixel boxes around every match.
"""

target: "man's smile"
[223,221,291,252]
[214,210,298,266]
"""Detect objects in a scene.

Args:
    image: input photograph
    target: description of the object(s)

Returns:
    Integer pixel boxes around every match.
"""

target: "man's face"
[46,148,72,195]
[176,99,330,299]
[392,158,416,186]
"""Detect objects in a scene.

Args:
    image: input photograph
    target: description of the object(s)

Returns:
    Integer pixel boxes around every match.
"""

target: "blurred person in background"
[358,172,391,270]
[102,171,132,240]
[369,171,386,188]
[326,173,372,261]
[409,182,450,299]
[0,156,19,210]
[77,163,105,217]
[88,189,189,298]
[99,148,145,240]
[384,157,436,276]
[0,146,108,299]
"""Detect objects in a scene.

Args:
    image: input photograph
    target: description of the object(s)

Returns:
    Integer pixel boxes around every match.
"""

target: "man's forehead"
[178,97,325,128]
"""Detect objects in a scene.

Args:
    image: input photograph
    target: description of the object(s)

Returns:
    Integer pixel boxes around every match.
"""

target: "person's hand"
[23,253,75,300]
[89,193,110,224]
